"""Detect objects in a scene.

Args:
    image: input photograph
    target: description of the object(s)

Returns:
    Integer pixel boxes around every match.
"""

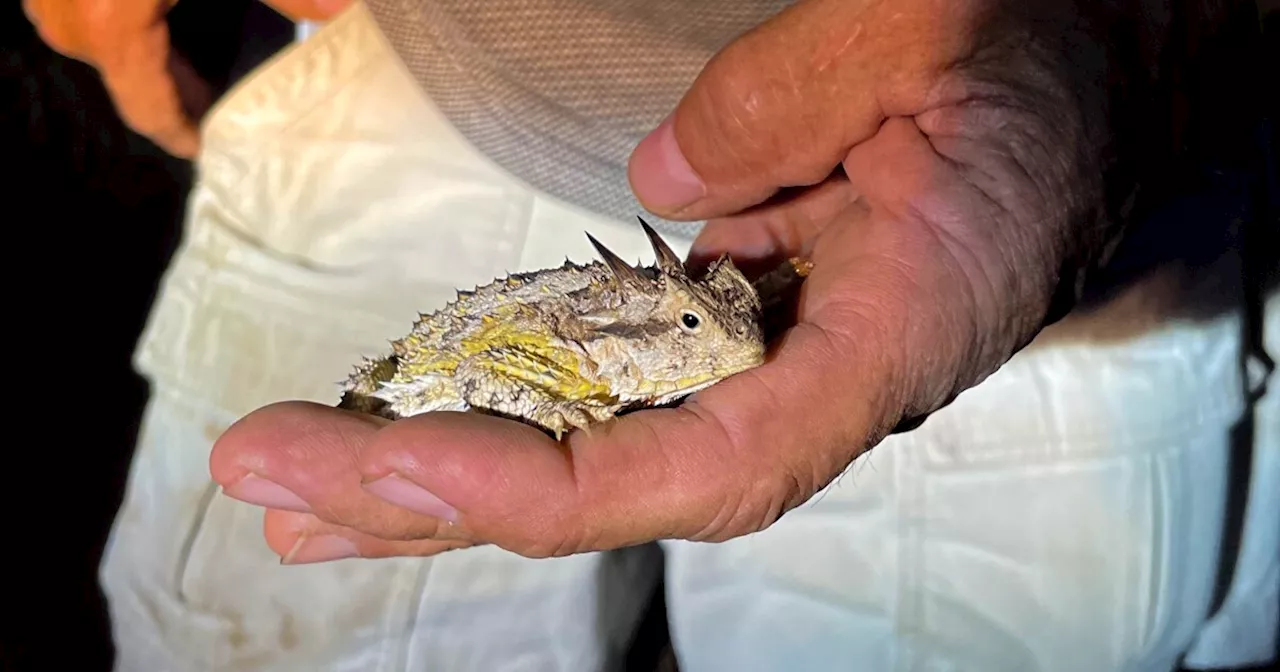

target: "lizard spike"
[585,231,644,288]
[637,216,684,276]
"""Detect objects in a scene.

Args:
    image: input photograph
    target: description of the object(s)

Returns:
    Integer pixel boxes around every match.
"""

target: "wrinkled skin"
[23,0,352,157]
[209,0,1149,563]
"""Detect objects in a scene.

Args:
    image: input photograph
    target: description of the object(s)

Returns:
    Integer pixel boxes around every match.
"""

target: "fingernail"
[223,474,311,512]
[629,115,706,212]
[281,534,360,565]
[362,474,459,523]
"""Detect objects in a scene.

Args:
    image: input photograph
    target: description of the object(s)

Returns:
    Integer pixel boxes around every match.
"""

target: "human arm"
[207,0,1244,561]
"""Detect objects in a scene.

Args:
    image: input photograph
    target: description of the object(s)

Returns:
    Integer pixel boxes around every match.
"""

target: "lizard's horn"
[637,216,685,276]
[586,232,644,288]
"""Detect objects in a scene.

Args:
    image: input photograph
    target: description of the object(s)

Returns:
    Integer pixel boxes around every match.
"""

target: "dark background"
[0,0,1275,670]
[0,2,674,669]
[1,1,295,668]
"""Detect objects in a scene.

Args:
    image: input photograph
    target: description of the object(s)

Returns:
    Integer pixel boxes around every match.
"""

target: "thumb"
[626,0,968,221]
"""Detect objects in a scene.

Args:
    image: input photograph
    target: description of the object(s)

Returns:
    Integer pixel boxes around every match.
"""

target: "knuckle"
[686,46,792,162]
[497,506,595,559]
[690,465,808,543]
[756,460,817,527]
[684,30,849,187]
[685,438,810,543]
[508,533,586,560]
[689,483,749,542]
[328,507,444,542]
[675,397,805,542]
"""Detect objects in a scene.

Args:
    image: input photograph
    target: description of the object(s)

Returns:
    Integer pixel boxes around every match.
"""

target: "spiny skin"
[337,218,782,439]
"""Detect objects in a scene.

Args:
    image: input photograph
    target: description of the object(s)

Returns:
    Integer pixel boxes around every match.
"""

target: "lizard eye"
[679,310,703,333]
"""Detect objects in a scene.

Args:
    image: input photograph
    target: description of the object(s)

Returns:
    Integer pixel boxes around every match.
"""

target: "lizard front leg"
[455,356,619,439]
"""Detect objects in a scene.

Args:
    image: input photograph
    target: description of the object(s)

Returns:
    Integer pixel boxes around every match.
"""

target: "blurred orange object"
[23,0,352,158]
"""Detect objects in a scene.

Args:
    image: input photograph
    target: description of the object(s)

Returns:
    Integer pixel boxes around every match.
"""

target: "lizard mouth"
[639,377,722,406]
[634,358,763,402]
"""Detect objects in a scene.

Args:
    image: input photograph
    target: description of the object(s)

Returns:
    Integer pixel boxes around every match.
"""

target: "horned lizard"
[337,217,810,439]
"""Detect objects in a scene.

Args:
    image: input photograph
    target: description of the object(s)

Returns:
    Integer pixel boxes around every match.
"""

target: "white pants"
[101,4,1279,670]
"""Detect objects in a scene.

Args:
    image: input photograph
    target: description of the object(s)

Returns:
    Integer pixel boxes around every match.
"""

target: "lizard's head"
[581,218,765,404]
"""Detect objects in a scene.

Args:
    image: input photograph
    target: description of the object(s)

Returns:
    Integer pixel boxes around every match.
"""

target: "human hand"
[23,0,352,158]
[209,0,1129,563]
